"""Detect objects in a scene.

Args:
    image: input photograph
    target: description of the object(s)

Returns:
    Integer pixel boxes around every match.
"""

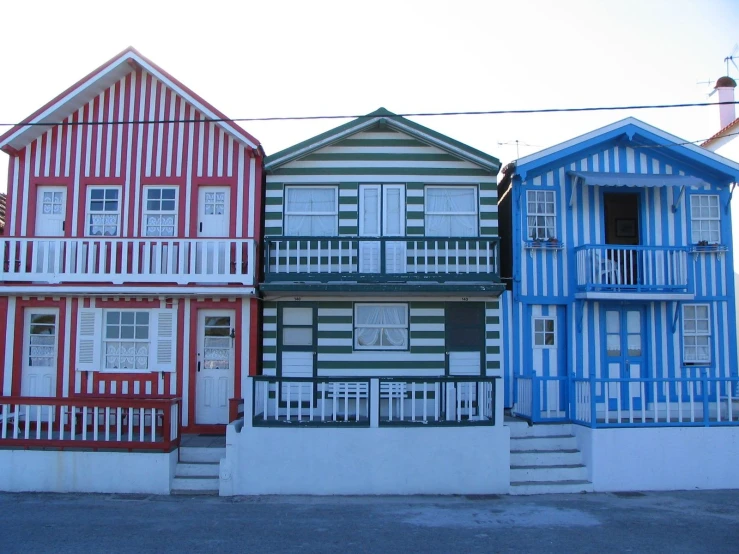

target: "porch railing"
[513,375,569,422]
[575,244,688,293]
[0,396,181,451]
[251,376,498,427]
[0,238,255,285]
[572,375,739,427]
[263,236,500,282]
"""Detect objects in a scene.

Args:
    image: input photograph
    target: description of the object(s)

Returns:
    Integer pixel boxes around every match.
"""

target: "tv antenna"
[724,44,739,76]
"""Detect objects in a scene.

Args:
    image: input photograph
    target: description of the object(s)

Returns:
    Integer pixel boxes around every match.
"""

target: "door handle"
[62,221,65,232]
[197,361,201,372]
[199,222,203,233]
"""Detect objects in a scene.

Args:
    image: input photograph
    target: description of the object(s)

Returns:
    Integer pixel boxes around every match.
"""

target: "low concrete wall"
[573,425,739,491]
[220,424,510,495]
[0,449,177,494]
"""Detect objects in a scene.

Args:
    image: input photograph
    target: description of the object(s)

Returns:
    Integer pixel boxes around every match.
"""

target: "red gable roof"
[701,117,739,148]
[0,46,262,156]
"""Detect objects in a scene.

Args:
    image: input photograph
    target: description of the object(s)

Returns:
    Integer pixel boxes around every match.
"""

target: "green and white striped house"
[260,109,505,384]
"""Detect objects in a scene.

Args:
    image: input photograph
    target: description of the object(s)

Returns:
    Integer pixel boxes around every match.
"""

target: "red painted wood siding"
[4,68,262,241]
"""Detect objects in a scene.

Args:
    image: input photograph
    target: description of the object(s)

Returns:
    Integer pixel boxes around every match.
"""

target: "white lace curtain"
[425,187,476,236]
[285,188,337,236]
[356,305,407,348]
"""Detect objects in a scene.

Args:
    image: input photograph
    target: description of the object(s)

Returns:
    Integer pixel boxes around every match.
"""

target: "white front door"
[358,184,406,273]
[35,187,66,236]
[198,187,230,237]
[195,310,235,424]
[22,309,58,419]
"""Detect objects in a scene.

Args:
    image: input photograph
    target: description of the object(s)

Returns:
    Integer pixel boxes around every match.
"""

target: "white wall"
[573,425,739,491]
[0,450,177,494]
[220,424,510,495]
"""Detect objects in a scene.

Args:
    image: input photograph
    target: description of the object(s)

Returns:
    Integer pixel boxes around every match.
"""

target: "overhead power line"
[0,100,738,128]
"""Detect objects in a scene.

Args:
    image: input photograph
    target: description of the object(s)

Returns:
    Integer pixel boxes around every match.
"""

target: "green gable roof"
[265,108,500,173]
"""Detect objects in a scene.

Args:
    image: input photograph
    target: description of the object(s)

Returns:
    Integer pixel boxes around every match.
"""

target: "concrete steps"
[171,446,225,495]
[508,422,593,495]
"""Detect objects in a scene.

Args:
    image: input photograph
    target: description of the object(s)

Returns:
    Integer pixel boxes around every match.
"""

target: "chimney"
[715,76,737,129]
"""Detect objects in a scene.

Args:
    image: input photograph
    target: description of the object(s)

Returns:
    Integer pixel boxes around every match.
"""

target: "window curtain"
[356,305,407,347]
[285,188,336,236]
[425,188,476,236]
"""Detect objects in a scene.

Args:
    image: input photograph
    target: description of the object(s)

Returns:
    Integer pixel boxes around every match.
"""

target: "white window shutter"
[76,308,102,372]
[150,308,177,372]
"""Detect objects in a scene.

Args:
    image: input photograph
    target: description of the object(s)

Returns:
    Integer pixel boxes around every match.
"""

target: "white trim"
[181,298,191,427]
[575,292,695,301]
[248,156,256,238]
[20,151,30,236]
[0,286,257,296]
[63,297,72,398]
[236,147,245,237]
[3,297,16,395]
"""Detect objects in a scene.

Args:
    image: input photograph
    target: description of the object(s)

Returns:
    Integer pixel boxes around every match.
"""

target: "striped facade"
[262,110,503,381]
[500,118,739,415]
[0,48,264,432]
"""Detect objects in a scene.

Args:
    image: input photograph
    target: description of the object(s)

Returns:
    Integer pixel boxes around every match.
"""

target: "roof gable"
[515,117,739,183]
[265,108,499,172]
[0,47,260,155]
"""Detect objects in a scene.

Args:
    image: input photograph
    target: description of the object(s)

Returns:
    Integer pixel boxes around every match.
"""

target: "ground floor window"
[354,303,408,350]
[682,304,711,364]
[533,317,556,348]
[104,311,150,370]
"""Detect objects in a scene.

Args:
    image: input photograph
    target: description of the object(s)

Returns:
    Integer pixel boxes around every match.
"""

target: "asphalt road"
[1,490,738,553]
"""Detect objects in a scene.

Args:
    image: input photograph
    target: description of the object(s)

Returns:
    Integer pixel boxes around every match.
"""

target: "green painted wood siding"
[261,300,502,376]
[265,128,498,238]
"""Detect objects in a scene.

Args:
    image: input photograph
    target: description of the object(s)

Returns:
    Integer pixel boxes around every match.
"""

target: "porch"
[263,236,500,284]
[575,244,690,298]
[0,237,255,285]
[513,372,739,427]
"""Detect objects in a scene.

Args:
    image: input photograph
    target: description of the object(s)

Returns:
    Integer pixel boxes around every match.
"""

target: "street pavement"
[1,489,738,553]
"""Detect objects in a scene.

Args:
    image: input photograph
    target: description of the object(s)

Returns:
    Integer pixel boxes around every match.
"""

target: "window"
[281,307,314,348]
[690,195,720,244]
[104,311,150,371]
[533,317,556,348]
[354,304,408,350]
[682,304,711,364]
[424,186,477,236]
[87,187,120,236]
[143,187,177,237]
[527,190,556,241]
[284,187,338,236]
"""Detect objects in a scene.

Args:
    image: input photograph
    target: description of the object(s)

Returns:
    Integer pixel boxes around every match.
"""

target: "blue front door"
[603,306,646,411]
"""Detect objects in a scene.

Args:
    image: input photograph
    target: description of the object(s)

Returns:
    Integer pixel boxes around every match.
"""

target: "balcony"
[574,244,690,299]
[0,237,256,288]
[262,236,501,293]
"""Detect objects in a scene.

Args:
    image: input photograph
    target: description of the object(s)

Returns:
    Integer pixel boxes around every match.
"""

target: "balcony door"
[35,187,66,236]
[358,184,406,274]
[603,192,640,286]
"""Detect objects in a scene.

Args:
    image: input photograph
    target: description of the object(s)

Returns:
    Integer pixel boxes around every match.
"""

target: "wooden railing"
[251,376,498,426]
[264,236,500,282]
[575,244,688,293]
[0,396,181,451]
[0,238,255,285]
[513,375,568,422]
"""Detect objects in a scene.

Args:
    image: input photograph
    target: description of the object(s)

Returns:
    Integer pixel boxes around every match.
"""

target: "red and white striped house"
[0,47,264,482]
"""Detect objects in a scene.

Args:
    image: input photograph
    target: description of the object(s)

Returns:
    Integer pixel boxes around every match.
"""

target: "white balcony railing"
[0,238,255,285]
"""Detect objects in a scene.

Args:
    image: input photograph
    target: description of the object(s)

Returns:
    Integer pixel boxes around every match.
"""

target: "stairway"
[508,421,593,495]
[171,443,225,495]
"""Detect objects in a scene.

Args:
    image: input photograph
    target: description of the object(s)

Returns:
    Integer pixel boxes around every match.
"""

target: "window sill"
[524,241,564,251]
[689,244,728,254]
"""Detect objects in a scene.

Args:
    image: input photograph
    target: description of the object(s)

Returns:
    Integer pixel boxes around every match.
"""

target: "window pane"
[283,307,313,326]
[283,327,313,346]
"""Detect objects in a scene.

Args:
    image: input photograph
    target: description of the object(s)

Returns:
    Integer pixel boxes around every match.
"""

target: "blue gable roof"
[514,117,739,184]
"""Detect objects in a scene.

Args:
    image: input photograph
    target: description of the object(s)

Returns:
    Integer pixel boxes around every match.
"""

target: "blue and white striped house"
[499,117,739,427]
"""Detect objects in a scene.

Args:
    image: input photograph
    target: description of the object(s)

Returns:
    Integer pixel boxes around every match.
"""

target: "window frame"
[532,316,556,349]
[279,305,316,352]
[353,303,409,351]
[423,185,478,237]
[103,309,151,373]
[283,185,339,237]
[142,186,179,237]
[526,189,557,241]
[682,304,712,365]
[689,194,721,245]
[86,186,122,237]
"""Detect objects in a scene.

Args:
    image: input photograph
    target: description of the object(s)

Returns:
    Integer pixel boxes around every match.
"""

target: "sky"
[1,0,739,186]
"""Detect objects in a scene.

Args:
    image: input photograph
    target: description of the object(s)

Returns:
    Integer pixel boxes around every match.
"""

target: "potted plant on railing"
[693,240,721,252]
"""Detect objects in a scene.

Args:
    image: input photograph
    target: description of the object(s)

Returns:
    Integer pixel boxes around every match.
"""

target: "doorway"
[603,192,640,285]
[195,310,235,425]
[603,305,646,411]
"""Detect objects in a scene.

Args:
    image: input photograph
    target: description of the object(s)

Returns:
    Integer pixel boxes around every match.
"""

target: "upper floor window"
[284,186,338,236]
[87,187,120,237]
[690,195,720,244]
[527,190,556,241]
[682,304,711,365]
[354,303,408,350]
[533,317,556,348]
[143,187,177,237]
[424,186,477,236]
